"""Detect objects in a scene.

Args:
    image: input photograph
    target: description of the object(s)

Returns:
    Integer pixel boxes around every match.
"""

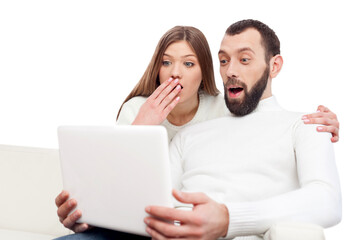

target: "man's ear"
[269,54,283,78]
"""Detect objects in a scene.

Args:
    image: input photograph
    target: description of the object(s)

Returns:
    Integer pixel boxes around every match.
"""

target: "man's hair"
[226,19,280,62]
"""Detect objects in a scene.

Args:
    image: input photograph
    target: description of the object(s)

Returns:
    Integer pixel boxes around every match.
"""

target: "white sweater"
[170,96,341,239]
[116,91,228,141]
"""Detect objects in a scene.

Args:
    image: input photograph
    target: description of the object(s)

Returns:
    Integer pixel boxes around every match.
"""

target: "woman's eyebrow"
[182,54,196,58]
[163,53,196,58]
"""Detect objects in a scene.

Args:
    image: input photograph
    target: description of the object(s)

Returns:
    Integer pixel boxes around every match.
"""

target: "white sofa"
[0,144,326,240]
[0,144,71,239]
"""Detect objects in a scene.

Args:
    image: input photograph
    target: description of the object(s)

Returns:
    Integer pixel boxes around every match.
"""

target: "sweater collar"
[252,95,283,113]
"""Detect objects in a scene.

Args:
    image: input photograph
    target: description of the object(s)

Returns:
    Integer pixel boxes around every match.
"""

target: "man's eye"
[162,61,171,66]
[184,62,194,67]
[220,59,228,65]
[241,58,250,63]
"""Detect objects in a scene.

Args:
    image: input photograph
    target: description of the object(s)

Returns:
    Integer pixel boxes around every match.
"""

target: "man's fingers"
[57,198,77,219]
[72,223,91,233]
[55,190,69,208]
[145,206,191,223]
[172,189,209,205]
[62,209,82,230]
[146,226,168,240]
[145,217,190,238]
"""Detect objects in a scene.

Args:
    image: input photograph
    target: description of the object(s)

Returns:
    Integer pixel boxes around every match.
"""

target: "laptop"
[57,125,174,236]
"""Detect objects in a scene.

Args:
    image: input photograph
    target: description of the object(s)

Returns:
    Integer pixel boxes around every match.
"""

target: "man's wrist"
[220,203,230,237]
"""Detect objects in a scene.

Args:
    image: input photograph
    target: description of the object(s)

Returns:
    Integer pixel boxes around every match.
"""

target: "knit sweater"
[170,96,341,240]
[116,91,228,141]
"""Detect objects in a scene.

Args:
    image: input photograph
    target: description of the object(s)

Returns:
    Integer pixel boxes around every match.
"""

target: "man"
[143,19,341,240]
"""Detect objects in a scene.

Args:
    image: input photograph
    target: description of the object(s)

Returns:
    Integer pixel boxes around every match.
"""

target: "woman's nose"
[171,63,182,79]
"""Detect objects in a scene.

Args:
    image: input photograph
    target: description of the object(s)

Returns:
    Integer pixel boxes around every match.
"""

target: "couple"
[55,19,341,240]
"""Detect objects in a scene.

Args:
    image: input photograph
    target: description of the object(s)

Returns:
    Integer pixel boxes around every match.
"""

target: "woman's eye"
[162,60,171,66]
[184,62,194,67]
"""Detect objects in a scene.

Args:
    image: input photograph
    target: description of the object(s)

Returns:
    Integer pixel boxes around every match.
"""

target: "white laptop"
[57,125,174,236]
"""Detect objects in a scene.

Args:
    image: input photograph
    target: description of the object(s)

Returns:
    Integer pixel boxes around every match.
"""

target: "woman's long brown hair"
[116,26,219,120]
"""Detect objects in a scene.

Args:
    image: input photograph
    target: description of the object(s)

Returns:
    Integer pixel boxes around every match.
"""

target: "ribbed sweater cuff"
[224,202,258,239]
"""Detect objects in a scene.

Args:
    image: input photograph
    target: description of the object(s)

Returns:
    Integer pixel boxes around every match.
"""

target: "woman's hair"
[116,26,219,120]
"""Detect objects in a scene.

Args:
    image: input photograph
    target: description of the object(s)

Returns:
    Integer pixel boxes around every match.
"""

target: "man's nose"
[226,61,240,79]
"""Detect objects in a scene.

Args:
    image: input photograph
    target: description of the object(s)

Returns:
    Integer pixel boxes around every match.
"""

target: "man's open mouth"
[228,87,243,98]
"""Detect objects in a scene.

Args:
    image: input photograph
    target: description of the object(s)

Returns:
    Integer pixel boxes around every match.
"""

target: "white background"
[0,0,359,239]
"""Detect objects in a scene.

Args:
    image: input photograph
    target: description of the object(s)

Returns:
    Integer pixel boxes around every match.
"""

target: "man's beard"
[224,66,269,116]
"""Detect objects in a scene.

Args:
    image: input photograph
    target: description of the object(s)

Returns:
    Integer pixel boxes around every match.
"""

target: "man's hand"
[144,189,229,240]
[55,190,91,233]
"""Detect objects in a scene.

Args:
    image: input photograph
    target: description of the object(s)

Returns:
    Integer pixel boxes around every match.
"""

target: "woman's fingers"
[149,77,174,101]
[163,96,181,117]
[154,78,181,106]
[132,78,182,125]
[159,84,181,109]
[302,106,340,142]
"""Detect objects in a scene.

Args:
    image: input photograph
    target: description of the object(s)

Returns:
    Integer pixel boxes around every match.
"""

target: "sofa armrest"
[0,144,71,237]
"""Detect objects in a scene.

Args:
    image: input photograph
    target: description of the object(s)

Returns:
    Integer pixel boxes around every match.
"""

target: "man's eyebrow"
[218,47,255,55]
[218,50,227,55]
[237,47,255,54]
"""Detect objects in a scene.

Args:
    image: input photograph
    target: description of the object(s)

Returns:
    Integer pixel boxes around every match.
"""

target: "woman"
[55,26,340,238]
[116,26,225,142]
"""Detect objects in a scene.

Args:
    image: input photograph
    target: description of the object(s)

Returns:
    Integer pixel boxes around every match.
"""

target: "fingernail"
[176,85,181,90]
[316,110,321,112]
[303,119,310,123]
[144,218,150,224]
[145,207,150,213]
[175,96,180,101]
[173,78,179,83]
[167,77,173,82]
[301,116,308,120]
[317,126,323,131]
